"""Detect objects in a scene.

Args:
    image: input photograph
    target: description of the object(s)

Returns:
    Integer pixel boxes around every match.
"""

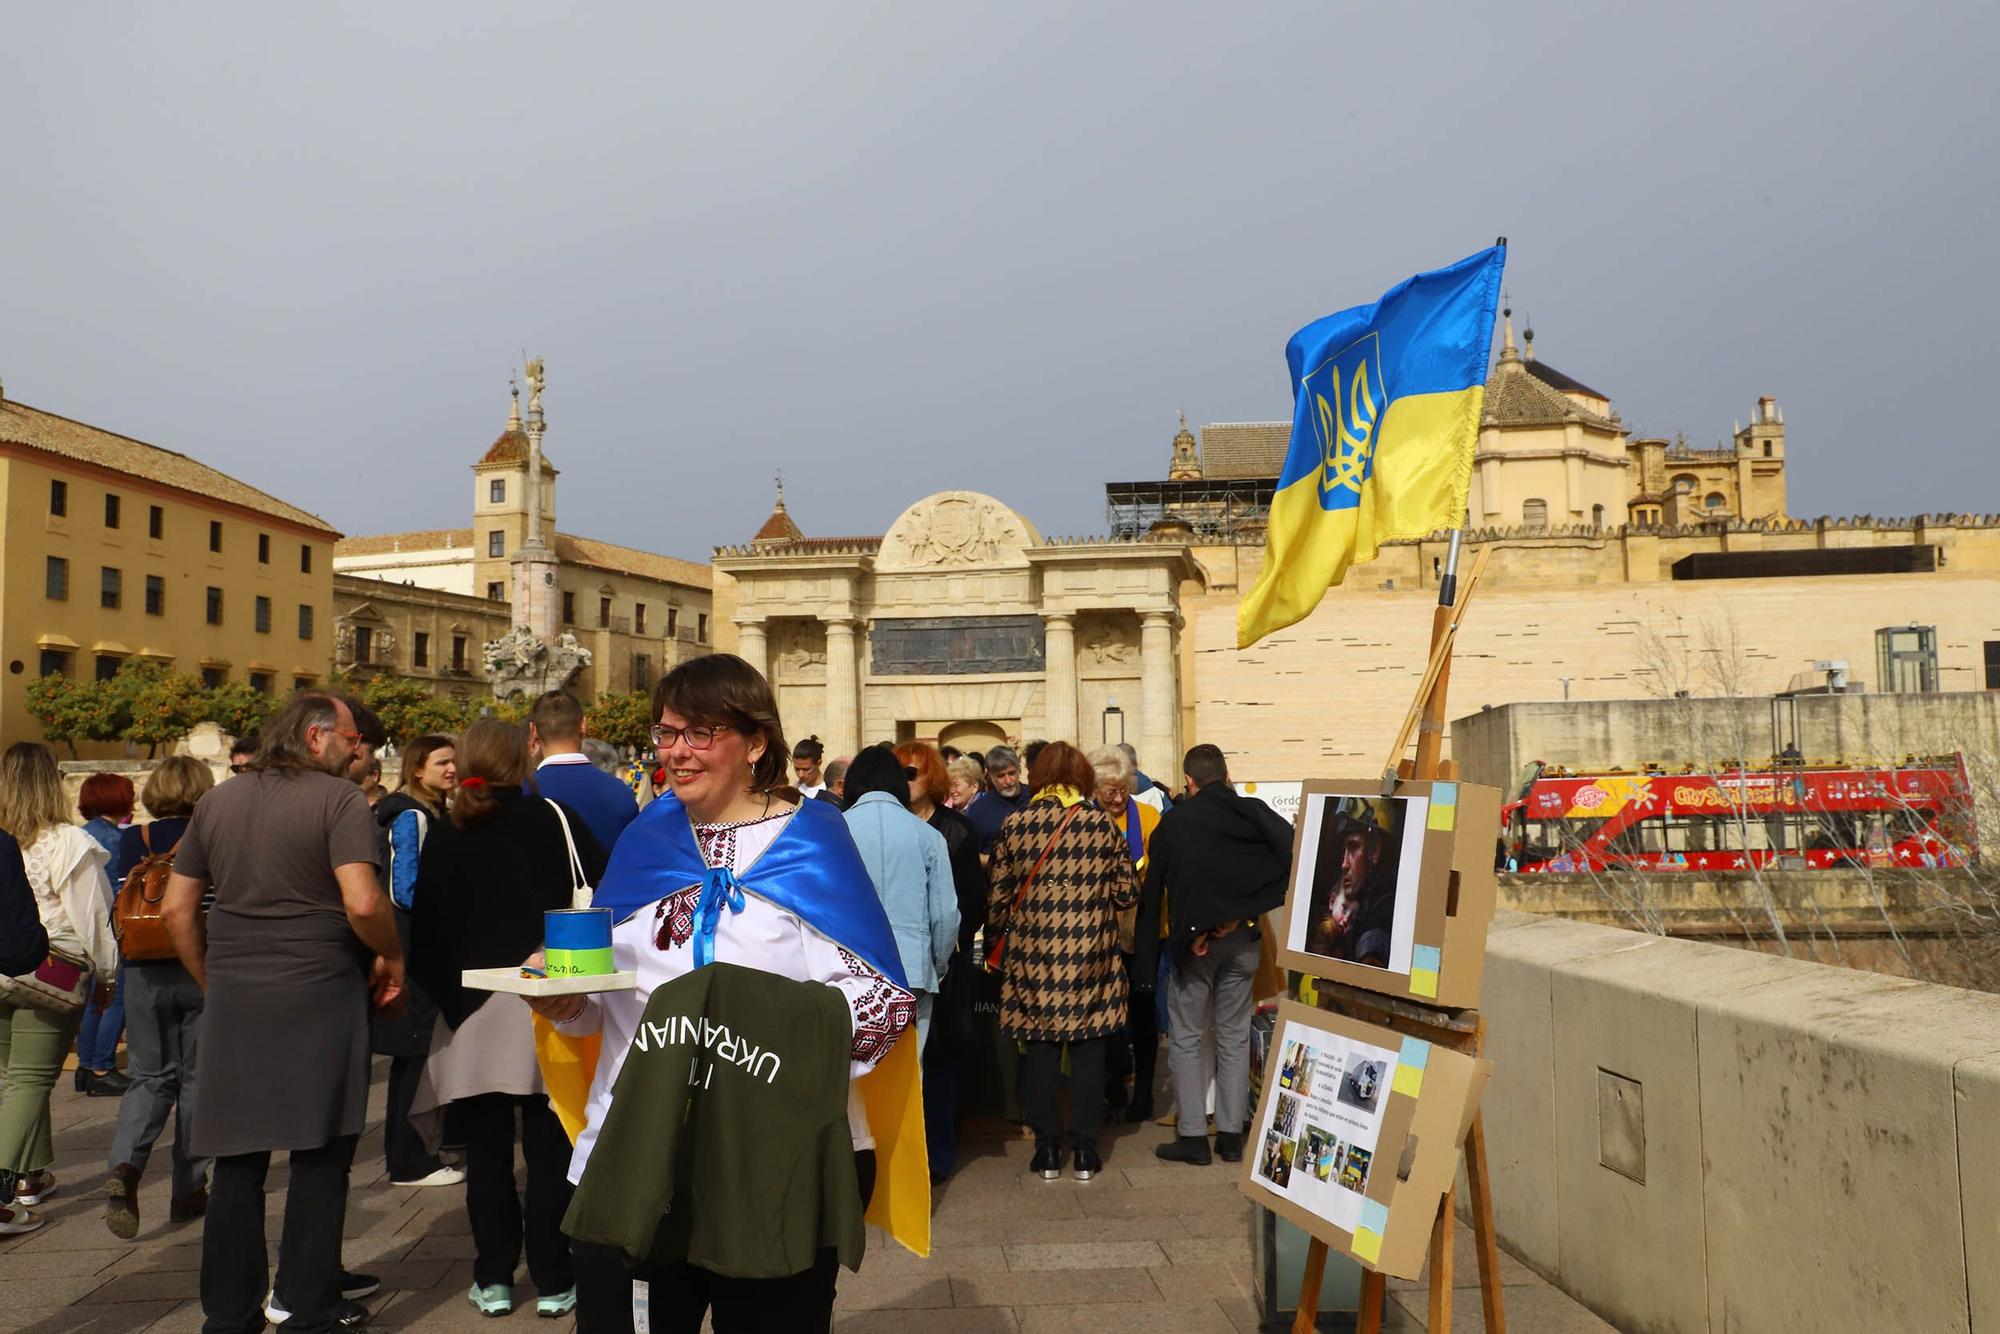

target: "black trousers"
[1128,956,1160,1107]
[383,1053,440,1183]
[200,1134,357,1334]
[456,1092,575,1293]
[572,1151,875,1334]
[1020,1037,1109,1149]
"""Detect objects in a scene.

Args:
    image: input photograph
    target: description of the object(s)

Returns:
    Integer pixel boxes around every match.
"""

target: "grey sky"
[5,3,1995,560]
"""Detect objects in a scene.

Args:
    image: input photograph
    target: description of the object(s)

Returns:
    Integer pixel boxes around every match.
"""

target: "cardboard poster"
[1242,1000,1492,1279]
[1276,779,1500,1009]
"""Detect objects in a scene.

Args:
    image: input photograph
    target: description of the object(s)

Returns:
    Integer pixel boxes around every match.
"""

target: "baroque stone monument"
[483,358,591,700]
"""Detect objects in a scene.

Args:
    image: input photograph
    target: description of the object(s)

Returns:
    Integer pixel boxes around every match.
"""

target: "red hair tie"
[458,776,488,790]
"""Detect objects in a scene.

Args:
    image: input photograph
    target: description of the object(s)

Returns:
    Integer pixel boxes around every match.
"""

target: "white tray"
[461,967,638,997]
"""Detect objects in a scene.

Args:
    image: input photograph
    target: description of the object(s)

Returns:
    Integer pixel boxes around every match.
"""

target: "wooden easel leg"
[1356,1270,1387,1333]
[1466,1113,1509,1333]
[1293,1238,1330,1334]
[1427,1193,1454,1331]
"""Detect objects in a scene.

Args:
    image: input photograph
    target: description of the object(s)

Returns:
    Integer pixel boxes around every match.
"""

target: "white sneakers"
[390,1166,466,1188]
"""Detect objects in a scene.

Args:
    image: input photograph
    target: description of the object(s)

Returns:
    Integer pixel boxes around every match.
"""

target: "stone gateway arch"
[715,490,1200,774]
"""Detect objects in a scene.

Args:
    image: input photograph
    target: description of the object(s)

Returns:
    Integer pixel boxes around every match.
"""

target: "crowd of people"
[0,655,1295,1333]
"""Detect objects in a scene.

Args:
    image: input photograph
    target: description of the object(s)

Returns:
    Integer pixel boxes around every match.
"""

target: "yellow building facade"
[0,395,337,748]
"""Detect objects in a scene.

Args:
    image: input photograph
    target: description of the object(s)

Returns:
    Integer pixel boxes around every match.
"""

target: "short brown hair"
[895,742,948,805]
[1027,740,1095,797]
[530,690,585,745]
[141,756,214,820]
[651,654,790,793]
[451,719,531,831]
[79,772,137,822]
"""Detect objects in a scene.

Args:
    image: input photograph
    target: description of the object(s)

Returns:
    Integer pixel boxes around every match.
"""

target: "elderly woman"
[526,655,919,1334]
[0,743,118,1232]
[103,757,216,1239]
[987,742,1139,1182]
[943,755,984,812]
[1087,746,1164,1123]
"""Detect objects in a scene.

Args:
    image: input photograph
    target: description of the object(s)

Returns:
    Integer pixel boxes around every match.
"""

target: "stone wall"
[1186,566,2000,782]
[1481,909,2000,1331]
[1497,868,2000,992]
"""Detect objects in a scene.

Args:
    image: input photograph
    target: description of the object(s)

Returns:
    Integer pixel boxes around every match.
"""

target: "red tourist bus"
[1500,757,1977,873]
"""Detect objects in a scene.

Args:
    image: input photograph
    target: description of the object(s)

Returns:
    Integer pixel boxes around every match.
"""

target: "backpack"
[113,825,179,962]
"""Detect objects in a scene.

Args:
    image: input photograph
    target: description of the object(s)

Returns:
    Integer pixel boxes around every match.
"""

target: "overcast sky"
[6,3,1995,559]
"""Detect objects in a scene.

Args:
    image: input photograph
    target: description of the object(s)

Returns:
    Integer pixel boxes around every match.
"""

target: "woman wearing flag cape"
[523,654,928,1331]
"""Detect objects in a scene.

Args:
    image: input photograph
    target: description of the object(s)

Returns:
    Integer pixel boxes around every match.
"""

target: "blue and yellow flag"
[1238,244,1505,648]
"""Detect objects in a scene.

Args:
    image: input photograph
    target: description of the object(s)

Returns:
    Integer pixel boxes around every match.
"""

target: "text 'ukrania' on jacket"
[562,961,867,1279]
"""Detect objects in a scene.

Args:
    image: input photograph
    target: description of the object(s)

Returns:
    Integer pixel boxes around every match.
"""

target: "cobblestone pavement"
[4,1061,1611,1331]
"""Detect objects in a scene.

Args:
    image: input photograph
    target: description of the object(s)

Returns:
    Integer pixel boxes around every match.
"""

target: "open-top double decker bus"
[1500,756,1976,873]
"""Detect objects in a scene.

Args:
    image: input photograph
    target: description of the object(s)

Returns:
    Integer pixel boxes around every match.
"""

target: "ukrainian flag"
[1238,244,1506,648]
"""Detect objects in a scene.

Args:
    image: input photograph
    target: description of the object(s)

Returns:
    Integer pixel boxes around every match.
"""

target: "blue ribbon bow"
[691,865,747,970]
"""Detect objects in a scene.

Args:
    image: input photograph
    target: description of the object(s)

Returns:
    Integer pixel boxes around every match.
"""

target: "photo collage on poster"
[1285,790,1430,976]
[1249,1016,1401,1231]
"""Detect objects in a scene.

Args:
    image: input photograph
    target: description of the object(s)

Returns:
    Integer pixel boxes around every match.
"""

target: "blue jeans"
[77,963,127,1072]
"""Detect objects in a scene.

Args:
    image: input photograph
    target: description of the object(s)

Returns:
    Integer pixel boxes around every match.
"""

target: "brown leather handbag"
[113,825,178,962]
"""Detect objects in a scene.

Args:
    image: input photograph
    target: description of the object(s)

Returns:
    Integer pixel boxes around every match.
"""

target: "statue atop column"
[484,356,591,700]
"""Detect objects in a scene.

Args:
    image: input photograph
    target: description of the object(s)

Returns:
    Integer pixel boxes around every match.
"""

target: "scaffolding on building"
[1104,477,1276,540]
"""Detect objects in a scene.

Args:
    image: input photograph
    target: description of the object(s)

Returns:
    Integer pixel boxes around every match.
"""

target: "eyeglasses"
[903,766,920,780]
[229,762,251,775]
[649,723,732,750]
[314,724,363,745]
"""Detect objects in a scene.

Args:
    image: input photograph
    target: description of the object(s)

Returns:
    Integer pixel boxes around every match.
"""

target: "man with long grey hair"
[162,691,406,1330]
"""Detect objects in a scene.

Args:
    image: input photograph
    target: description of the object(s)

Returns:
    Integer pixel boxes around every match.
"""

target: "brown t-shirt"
[174,768,380,922]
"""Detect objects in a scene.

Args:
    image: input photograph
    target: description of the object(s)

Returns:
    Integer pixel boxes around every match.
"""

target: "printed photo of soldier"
[1302,795,1407,967]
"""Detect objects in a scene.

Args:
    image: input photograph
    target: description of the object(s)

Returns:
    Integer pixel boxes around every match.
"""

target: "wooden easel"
[1290,539,1508,1334]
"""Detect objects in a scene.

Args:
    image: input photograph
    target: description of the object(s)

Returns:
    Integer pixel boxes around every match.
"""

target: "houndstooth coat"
[987,801,1141,1042]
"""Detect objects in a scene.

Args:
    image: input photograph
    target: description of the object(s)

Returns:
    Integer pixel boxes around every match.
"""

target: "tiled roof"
[0,398,338,533]
[1482,366,1616,429]
[478,428,555,471]
[555,533,711,588]
[1199,422,1292,479]
[335,528,473,557]
[1525,360,1608,401]
[753,504,803,544]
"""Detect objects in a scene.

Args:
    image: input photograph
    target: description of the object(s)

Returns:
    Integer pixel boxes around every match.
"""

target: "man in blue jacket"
[526,691,638,853]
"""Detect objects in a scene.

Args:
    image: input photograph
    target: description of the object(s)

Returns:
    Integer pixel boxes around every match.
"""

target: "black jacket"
[0,831,49,976]
[1135,782,1293,977]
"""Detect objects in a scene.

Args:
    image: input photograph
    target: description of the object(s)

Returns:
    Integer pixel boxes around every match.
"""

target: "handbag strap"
[140,824,152,855]
[1001,804,1083,926]
[544,800,592,908]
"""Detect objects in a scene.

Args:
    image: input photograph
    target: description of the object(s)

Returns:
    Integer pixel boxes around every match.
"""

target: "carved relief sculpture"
[879,491,1037,570]
[1080,620,1137,668]
[774,622,828,681]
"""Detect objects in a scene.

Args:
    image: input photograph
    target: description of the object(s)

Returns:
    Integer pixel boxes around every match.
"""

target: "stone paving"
[4,1060,1614,1331]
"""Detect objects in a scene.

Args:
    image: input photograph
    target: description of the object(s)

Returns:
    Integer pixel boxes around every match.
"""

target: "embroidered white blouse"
[557,807,916,1184]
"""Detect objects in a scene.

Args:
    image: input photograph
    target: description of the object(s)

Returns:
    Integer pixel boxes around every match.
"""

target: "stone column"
[734,618,768,680]
[1041,613,1077,744]
[1139,611,1177,779]
[822,617,861,758]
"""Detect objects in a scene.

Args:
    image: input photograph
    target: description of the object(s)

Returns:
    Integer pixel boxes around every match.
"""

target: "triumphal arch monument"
[713,490,1200,776]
